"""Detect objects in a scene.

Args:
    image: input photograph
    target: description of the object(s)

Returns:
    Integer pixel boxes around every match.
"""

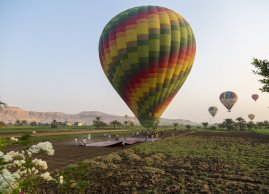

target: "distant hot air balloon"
[248,114,255,121]
[208,106,218,118]
[252,94,259,101]
[219,91,238,112]
[99,6,196,128]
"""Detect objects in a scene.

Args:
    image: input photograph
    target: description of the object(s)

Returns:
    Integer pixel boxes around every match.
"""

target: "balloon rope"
[99,87,112,114]
[112,47,127,83]
[99,47,127,113]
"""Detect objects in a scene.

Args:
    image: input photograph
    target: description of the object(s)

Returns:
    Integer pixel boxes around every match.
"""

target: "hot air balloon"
[99,6,196,128]
[208,106,218,118]
[248,114,255,121]
[252,94,259,101]
[219,91,238,112]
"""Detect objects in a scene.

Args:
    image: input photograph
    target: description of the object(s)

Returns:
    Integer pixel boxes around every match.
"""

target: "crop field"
[27,131,269,194]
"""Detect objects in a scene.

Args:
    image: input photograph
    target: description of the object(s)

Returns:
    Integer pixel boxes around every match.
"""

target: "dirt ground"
[3,130,269,172]
[2,131,189,171]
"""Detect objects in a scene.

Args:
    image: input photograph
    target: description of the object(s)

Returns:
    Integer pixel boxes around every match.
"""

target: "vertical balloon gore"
[99,6,196,128]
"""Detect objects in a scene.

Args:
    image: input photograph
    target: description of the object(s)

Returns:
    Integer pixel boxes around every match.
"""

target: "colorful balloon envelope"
[252,94,259,101]
[219,91,238,112]
[99,6,196,128]
[248,114,255,121]
[208,106,218,117]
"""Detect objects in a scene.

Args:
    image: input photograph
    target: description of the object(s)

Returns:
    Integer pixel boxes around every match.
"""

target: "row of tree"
[202,117,269,131]
[93,116,134,129]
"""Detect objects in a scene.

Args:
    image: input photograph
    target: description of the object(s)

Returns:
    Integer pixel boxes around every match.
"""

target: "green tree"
[51,120,58,128]
[222,119,236,130]
[21,120,28,126]
[202,122,208,128]
[110,120,122,129]
[256,121,264,129]
[123,121,128,128]
[185,125,191,130]
[0,121,6,127]
[30,121,37,126]
[93,116,101,129]
[263,120,269,129]
[252,58,269,92]
[173,122,178,130]
[235,117,246,131]
[246,121,255,129]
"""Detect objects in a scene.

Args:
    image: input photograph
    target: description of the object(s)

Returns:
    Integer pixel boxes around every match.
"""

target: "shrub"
[0,121,6,128]
[210,126,217,130]
[20,134,31,141]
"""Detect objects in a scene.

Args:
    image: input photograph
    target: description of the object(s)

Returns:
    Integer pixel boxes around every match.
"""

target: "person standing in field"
[121,139,126,149]
[88,134,91,140]
[74,138,78,146]
[116,134,119,141]
[83,137,87,146]
[151,134,154,142]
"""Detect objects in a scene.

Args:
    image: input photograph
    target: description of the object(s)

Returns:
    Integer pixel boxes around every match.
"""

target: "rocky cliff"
[0,107,197,126]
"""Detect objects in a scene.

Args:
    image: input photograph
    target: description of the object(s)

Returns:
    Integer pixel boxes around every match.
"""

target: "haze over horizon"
[1,0,269,123]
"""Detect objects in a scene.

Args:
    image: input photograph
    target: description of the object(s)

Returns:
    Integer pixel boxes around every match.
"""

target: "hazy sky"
[1,0,269,123]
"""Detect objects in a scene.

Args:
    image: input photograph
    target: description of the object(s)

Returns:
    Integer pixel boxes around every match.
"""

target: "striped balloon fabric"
[99,6,196,128]
[219,91,238,112]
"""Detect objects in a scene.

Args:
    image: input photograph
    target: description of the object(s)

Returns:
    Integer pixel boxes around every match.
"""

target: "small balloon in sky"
[251,94,259,101]
[99,6,196,128]
[248,114,255,121]
[208,106,218,118]
[219,91,238,112]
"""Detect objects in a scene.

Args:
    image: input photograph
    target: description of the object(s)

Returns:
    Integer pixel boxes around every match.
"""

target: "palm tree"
[202,122,208,128]
[173,122,178,130]
[185,125,191,130]
[235,117,246,131]
[93,116,101,129]
[110,120,122,129]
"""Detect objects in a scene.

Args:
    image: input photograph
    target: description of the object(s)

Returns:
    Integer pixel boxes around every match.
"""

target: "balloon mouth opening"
[228,110,231,112]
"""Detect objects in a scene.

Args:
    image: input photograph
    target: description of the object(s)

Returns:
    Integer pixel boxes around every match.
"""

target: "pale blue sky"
[1,0,269,123]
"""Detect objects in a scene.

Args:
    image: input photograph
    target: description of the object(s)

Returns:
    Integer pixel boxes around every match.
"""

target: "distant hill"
[0,107,197,126]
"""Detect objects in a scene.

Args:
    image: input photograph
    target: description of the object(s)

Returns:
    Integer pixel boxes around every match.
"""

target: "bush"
[210,126,217,130]
[185,125,192,130]
[0,121,6,128]
[20,134,32,141]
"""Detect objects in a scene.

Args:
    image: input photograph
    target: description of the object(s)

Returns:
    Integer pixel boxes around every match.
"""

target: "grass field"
[35,131,269,194]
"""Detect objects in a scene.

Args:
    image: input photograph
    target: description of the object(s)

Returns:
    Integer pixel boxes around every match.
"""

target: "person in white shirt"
[83,137,87,146]
[121,139,125,149]
[74,138,78,146]
[88,134,91,140]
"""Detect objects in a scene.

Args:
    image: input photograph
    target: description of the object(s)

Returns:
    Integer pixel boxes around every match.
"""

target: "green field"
[36,131,269,194]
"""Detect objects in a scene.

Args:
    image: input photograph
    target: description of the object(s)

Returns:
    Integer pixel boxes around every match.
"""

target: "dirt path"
[3,131,192,171]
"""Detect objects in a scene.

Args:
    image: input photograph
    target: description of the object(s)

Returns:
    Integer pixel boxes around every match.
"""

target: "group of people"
[73,130,163,148]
